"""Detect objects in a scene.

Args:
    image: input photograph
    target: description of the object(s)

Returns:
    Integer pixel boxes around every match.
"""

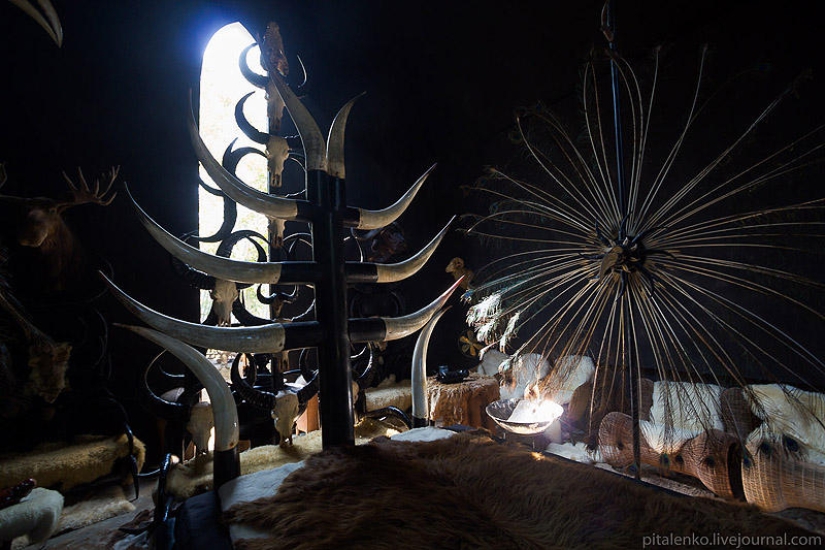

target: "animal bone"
[209,278,239,326]
[131,187,453,286]
[186,401,214,455]
[271,391,299,446]
[120,325,239,488]
[230,353,314,446]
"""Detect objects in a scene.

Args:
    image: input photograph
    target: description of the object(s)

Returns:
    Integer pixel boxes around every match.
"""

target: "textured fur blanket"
[224,432,814,549]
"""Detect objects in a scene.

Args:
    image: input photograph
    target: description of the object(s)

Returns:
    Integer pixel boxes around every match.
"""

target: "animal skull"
[209,278,239,326]
[271,390,299,446]
[266,136,290,190]
[186,401,214,454]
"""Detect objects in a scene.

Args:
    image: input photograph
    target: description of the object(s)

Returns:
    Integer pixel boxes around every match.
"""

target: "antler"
[58,166,119,211]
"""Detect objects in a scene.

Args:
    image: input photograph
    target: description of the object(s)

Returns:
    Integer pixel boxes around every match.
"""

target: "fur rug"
[56,484,135,534]
[224,432,816,550]
[0,434,145,491]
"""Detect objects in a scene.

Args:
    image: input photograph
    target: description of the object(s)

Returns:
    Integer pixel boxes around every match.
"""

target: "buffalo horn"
[357,277,462,343]
[140,353,188,423]
[187,102,299,220]
[326,93,365,179]
[118,325,239,454]
[268,73,326,172]
[230,352,276,412]
[10,0,63,46]
[356,164,436,229]
[374,216,454,283]
[235,92,269,144]
[411,306,449,426]
[126,188,285,285]
[101,272,288,353]
[239,43,269,88]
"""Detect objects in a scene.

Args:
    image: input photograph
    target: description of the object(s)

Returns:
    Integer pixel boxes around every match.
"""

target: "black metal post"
[627,310,641,480]
[307,169,355,448]
[605,0,626,217]
[606,0,640,481]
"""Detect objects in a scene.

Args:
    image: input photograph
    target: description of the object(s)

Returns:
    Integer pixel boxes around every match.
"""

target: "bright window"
[198,22,270,323]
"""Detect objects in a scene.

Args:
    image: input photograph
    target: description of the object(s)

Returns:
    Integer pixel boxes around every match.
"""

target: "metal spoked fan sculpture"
[465,1,825,479]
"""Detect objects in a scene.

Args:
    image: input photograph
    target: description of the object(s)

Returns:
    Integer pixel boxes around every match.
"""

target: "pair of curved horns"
[191,100,434,229]
[129,183,453,286]
[104,273,463,352]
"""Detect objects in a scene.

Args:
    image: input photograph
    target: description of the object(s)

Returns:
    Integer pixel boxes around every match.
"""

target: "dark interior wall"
[2,0,824,460]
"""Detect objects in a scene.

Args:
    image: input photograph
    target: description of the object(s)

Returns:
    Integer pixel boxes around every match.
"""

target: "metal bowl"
[485,398,563,436]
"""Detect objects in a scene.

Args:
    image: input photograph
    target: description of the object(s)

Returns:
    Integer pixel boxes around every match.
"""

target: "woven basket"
[741,439,825,513]
[680,429,744,499]
[599,380,744,499]
[723,386,825,512]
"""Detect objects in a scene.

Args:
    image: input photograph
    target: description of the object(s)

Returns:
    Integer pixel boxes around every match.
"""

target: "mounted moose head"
[0,166,118,293]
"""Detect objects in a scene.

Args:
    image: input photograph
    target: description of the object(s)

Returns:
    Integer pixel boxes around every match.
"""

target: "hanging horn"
[192,174,238,244]
[326,92,366,179]
[267,73,327,172]
[239,43,269,88]
[349,277,463,343]
[411,306,449,427]
[235,92,270,144]
[373,216,455,283]
[10,0,63,46]
[139,352,188,423]
[187,99,300,220]
[118,325,240,486]
[222,139,267,175]
[101,272,293,353]
[126,187,285,285]
[355,164,436,229]
[230,352,276,412]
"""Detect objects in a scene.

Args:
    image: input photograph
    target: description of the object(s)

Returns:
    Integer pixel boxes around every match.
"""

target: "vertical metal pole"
[605,0,627,217]
[307,170,355,448]
[626,302,641,480]
[606,0,640,480]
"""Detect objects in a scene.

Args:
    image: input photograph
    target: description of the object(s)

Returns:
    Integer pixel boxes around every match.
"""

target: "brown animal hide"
[26,340,71,403]
[224,433,815,550]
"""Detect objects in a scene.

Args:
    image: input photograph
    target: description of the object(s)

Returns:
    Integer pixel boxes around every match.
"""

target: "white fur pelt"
[745,384,825,464]
[640,381,724,454]
[0,487,63,547]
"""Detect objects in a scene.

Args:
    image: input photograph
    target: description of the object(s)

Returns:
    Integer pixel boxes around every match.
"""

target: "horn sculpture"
[108,20,457,482]
[119,325,240,488]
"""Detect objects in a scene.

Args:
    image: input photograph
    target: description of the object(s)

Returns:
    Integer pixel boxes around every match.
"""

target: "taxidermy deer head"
[0,166,118,292]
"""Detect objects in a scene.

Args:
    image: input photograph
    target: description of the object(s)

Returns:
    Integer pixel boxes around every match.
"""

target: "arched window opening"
[198,22,270,325]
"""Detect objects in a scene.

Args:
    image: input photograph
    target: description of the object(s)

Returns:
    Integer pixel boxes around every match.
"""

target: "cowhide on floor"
[224,432,819,549]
